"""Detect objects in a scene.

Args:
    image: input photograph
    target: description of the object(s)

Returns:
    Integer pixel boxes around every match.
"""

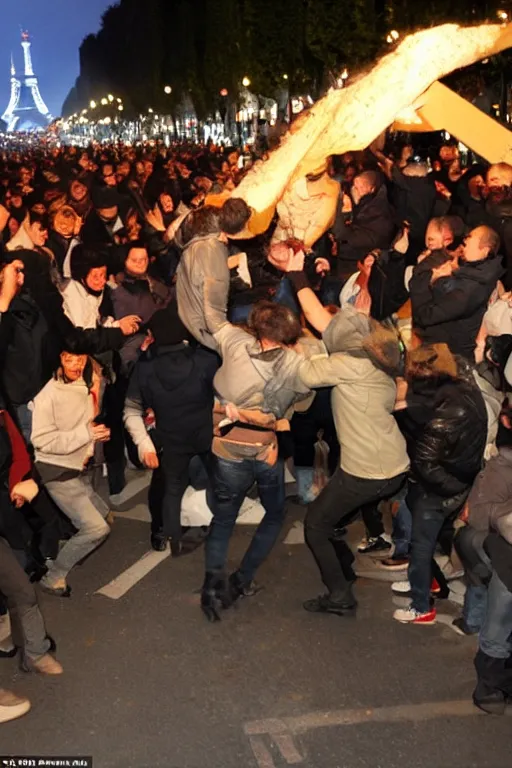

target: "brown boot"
[27,653,63,676]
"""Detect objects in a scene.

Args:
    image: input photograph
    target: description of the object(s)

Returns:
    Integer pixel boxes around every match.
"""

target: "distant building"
[2,31,51,132]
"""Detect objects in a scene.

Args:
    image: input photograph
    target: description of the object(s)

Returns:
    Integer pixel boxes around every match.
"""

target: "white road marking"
[95,548,170,600]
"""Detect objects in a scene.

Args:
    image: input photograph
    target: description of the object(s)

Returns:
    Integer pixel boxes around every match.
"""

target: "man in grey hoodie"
[175,199,251,351]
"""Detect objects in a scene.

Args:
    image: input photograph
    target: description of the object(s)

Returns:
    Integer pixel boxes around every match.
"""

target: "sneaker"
[39,575,71,598]
[380,556,409,570]
[391,579,411,595]
[451,617,478,637]
[0,689,31,723]
[357,535,392,555]
[393,606,437,624]
[23,653,63,675]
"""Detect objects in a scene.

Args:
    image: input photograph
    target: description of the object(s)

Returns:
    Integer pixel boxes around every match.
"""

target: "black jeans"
[408,484,468,613]
[148,450,210,540]
[305,467,406,599]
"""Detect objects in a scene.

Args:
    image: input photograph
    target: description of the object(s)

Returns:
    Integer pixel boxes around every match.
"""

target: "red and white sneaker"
[393,606,437,624]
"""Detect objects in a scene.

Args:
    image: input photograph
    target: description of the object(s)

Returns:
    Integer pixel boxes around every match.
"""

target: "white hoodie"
[60,279,118,330]
[31,377,95,471]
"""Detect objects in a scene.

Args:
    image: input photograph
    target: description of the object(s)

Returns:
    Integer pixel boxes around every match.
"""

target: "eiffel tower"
[2,31,51,132]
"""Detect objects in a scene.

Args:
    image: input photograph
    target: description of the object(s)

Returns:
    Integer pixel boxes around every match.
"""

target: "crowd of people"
[0,135,511,724]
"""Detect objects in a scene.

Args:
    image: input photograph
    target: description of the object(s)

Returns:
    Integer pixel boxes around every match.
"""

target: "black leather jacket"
[410,370,487,498]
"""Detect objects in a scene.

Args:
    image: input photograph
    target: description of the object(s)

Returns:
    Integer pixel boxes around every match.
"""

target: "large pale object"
[232,23,512,238]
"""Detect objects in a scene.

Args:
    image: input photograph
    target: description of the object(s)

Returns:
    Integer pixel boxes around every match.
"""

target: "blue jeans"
[454,526,492,632]
[479,571,512,659]
[392,495,412,558]
[228,277,300,324]
[205,455,286,583]
[408,486,465,613]
[16,404,33,445]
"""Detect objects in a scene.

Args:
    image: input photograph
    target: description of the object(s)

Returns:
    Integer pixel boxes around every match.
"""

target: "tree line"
[62,0,508,119]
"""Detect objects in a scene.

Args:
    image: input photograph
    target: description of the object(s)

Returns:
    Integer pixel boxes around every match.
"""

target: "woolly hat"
[91,185,120,209]
[148,302,190,347]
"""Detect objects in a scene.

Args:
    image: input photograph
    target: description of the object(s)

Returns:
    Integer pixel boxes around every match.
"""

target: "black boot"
[226,571,261,607]
[201,572,227,622]
[473,650,507,715]
[150,531,167,552]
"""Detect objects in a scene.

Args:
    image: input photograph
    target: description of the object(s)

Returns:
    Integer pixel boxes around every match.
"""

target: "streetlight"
[164,85,172,94]
[118,104,124,112]
[101,97,108,106]
[116,97,122,103]
[108,94,114,102]
[242,76,251,87]
[283,74,288,80]
[148,107,154,113]
[90,100,97,109]
[498,10,509,22]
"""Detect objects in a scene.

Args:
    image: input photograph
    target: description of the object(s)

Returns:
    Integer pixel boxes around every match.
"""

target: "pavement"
[1,474,511,768]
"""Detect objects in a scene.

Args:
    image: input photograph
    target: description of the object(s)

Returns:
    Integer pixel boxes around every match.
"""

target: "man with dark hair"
[200,300,312,621]
[410,224,503,360]
[176,199,251,351]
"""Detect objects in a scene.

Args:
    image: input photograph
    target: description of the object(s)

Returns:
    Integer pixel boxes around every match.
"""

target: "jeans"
[44,474,110,582]
[16,404,33,445]
[148,450,210,540]
[305,467,406,600]
[408,486,467,613]
[392,498,412,558]
[479,571,512,659]
[205,455,285,584]
[228,278,300,324]
[454,526,492,632]
[0,537,50,660]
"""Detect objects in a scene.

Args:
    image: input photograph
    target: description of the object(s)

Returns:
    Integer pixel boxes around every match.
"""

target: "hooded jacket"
[332,186,396,279]
[61,279,118,330]
[124,341,218,458]
[31,376,95,471]
[176,229,229,351]
[410,254,503,360]
[298,306,409,480]
[212,324,312,420]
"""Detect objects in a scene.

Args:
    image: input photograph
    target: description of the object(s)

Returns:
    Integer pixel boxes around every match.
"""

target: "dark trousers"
[205,455,285,584]
[305,467,406,599]
[408,485,467,613]
[103,376,141,494]
[148,450,210,540]
[0,536,49,660]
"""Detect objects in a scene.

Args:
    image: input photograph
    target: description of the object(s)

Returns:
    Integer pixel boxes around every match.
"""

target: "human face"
[28,221,48,247]
[462,227,490,262]
[159,193,174,214]
[70,181,87,202]
[86,266,107,293]
[97,206,118,223]
[125,247,149,276]
[60,352,87,382]
[53,210,76,238]
[351,175,373,205]
[425,221,444,250]
[468,175,485,200]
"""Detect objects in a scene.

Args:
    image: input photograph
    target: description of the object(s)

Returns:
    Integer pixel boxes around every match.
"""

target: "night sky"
[0,0,113,119]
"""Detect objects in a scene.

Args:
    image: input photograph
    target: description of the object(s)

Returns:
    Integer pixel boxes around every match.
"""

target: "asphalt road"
[1,499,510,768]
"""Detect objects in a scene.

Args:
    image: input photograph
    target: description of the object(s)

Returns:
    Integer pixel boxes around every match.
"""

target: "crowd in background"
[0,133,511,722]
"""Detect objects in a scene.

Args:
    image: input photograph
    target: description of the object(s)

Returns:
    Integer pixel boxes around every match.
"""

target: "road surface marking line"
[95,548,170,599]
[248,736,276,768]
[244,699,479,737]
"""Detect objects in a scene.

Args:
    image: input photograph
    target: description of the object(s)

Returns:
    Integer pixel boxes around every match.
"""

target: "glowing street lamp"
[242,76,251,87]
[164,85,172,94]
[498,10,509,22]
[283,74,288,80]
[116,97,122,103]
[118,104,124,111]
[108,94,114,102]
[148,107,154,114]
[90,100,97,109]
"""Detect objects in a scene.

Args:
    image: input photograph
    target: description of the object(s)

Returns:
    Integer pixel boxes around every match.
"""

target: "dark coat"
[410,374,487,499]
[410,254,504,360]
[127,342,218,454]
[0,250,124,406]
[332,186,396,279]
[391,166,436,256]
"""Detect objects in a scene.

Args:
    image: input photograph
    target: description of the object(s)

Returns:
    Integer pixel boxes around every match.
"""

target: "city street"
[1,475,510,768]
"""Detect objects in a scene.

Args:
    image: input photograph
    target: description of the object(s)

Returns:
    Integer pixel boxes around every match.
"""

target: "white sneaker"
[391,580,411,594]
[0,689,31,723]
[393,606,437,624]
